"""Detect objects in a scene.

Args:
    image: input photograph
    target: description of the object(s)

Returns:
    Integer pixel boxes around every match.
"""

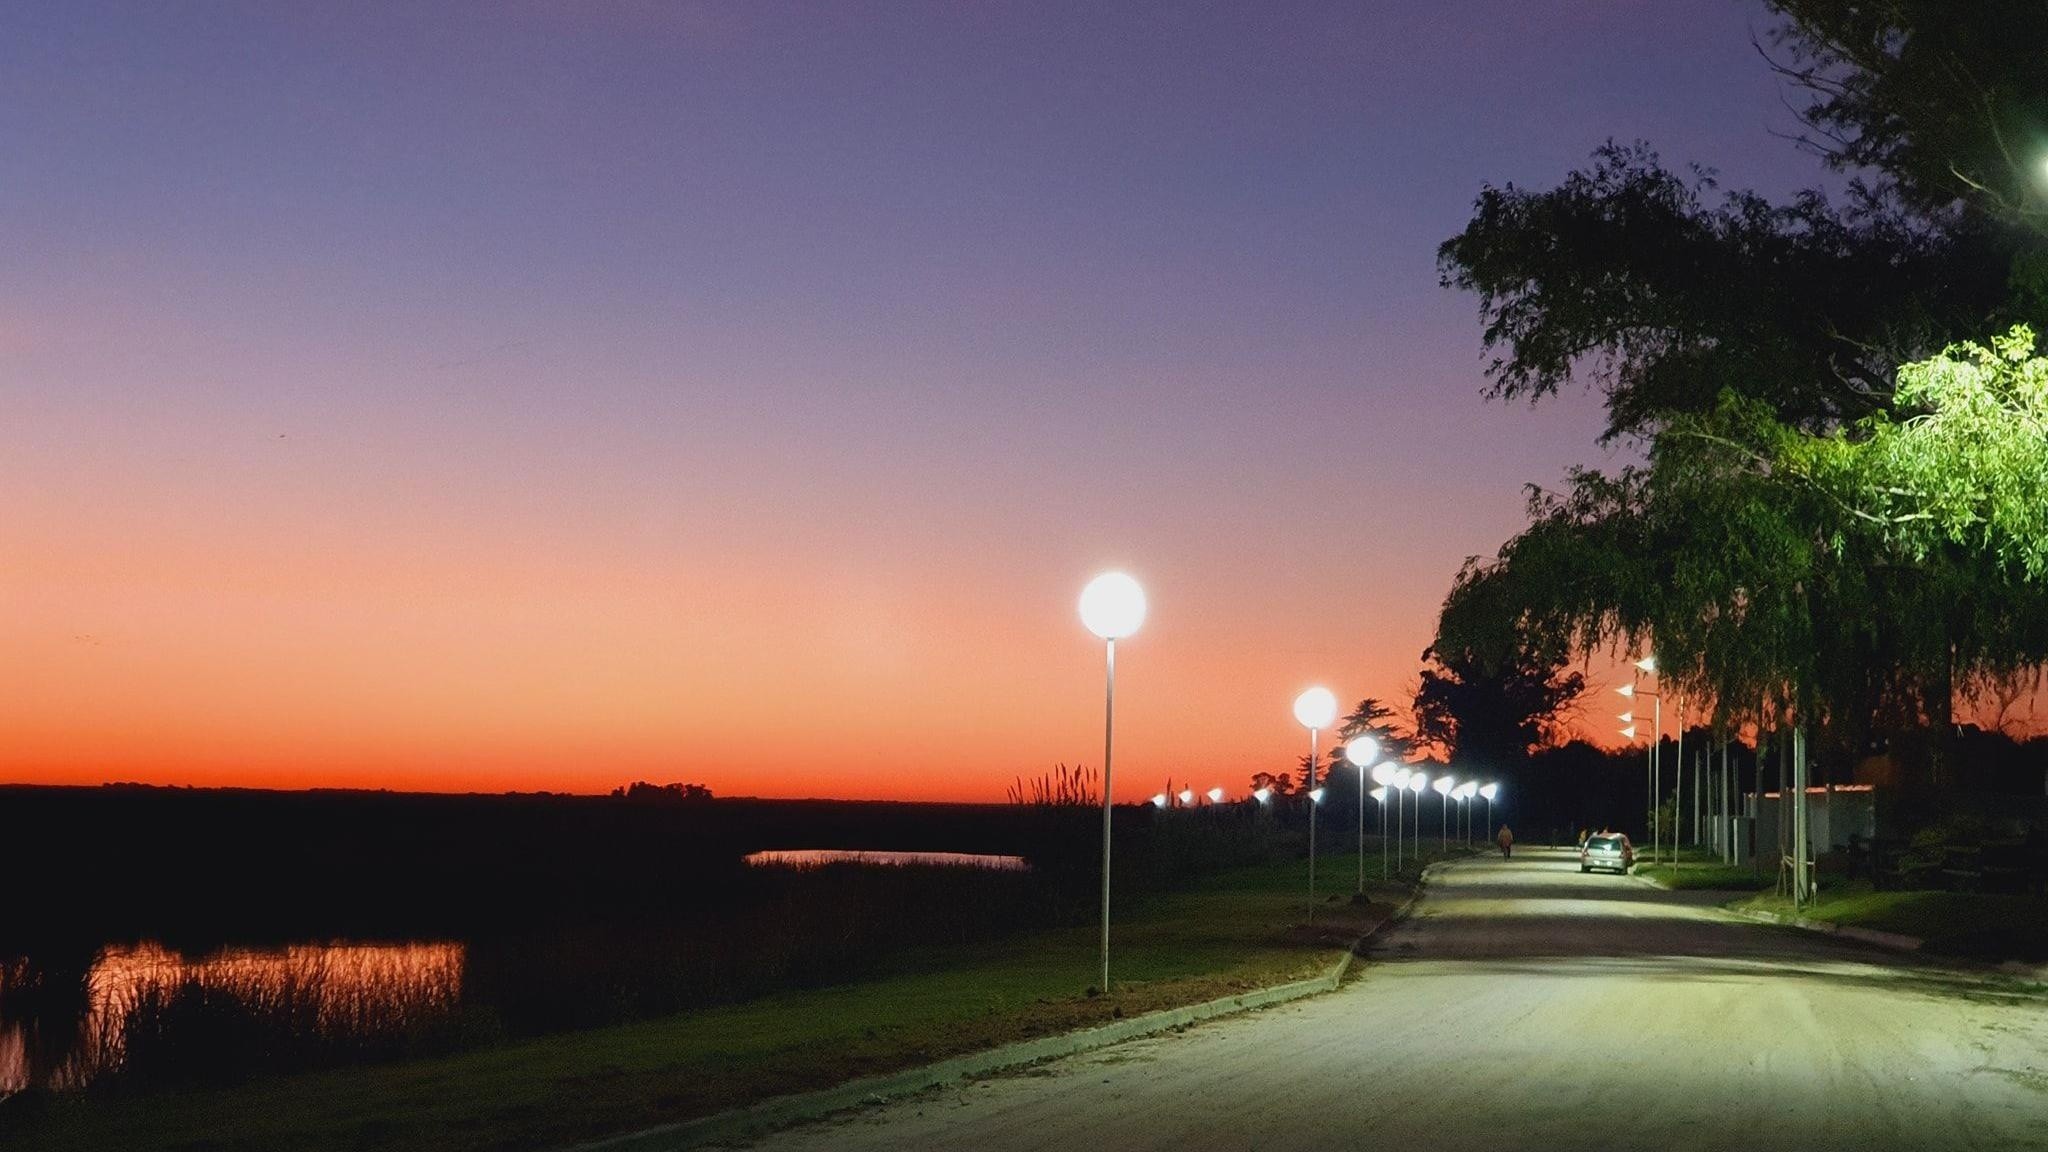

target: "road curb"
[1723,906,1925,952]
[562,861,1454,1152]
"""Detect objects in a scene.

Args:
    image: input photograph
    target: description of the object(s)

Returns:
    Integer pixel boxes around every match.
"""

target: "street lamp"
[1080,571,1145,995]
[1253,786,1273,804]
[1294,686,1339,907]
[1479,781,1499,841]
[1619,654,1671,866]
[1406,772,1428,864]
[1386,765,1411,874]
[1369,774,1393,881]
[1150,793,1168,808]
[1455,780,1478,846]
[1206,787,1224,804]
[1345,737,1380,897]
[1432,775,1455,850]
[1178,788,1194,807]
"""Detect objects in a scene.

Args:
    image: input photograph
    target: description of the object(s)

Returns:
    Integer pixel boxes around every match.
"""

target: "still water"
[0,941,463,1094]
[743,848,1030,870]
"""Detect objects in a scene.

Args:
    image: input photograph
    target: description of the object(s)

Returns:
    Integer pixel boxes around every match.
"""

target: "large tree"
[1413,563,1586,770]
[1431,6,2048,792]
[1764,0,2048,241]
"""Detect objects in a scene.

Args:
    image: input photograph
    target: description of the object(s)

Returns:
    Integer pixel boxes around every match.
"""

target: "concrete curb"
[563,862,1453,1152]
[1725,906,1926,952]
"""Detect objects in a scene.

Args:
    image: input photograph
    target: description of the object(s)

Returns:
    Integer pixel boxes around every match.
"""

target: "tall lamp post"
[1371,763,1398,880]
[1294,687,1339,907]
[1617,654,1664,865]
[1479,781,1499,841]
[1345,737,1379,897]
[1432,775,1456,850]
[1455,781,1478,846]
[1388,766,1411,873]
[1407,771,1429,863]
[1080,572,1145,995]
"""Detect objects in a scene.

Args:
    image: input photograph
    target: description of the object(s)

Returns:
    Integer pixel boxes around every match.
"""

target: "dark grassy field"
[3,785,1319,1097]
[5,850,1465,1152]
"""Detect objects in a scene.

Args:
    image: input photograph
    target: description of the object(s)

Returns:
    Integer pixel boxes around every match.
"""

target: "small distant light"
[1308,787,1326,803]
[1369,786,1388,802]
[1432,776,1455,795]
[1635,655,1657,673]
[1620,724,1637,740]
[1344,737,1379,768]
[1479,782,1499,801]
[1253,787,1273,803]
[1178,789,1194,805]
[1616,683,1634,698]
[1618,711,1632,723]
[1151,793,1169,808]
[1206,787,1224,803]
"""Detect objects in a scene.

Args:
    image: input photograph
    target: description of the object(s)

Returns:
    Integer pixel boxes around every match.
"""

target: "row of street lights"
[1081,571,1500,991]
[1617,654,1682,868]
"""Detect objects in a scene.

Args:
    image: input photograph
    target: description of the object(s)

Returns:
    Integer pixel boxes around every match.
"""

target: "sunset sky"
[4,2,1830,800]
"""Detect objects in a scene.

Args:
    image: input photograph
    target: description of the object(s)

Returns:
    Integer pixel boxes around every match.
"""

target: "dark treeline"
[2,786,1068,945]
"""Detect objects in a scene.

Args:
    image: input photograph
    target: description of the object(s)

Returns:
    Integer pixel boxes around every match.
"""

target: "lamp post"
[1080,572,1145,995]
[1371,763,1397,881]
[1455,781,1477,846]
[1617,655,1665,866]
[1294,687,1338,908]
[1389,766,1410,873]
[1432,775,1455,850]
[1345,737,1379,897]
[1479,782,1499,842]
[1407,772,1428,863]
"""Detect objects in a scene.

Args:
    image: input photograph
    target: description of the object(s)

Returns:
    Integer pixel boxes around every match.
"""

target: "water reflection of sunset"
[0,940,463,1094]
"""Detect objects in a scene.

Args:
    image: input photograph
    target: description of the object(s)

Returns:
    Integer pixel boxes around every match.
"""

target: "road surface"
[743,847,2048,1151]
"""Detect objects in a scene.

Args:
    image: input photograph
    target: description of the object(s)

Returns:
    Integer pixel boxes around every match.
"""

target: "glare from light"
[1635,654,1657,673]
[1308,787,1326,803]
[1618,711,1633,723]
[1369,786,1388,802]
[1079,572,1147,640]
[1392,766,1414,787]
[1616,683,1634,698]
[1370,764,1396,787]
[1621,724,1637,740]
[1456,781,1478,799]
[1344,737,1379,768]
[1253,786,1272,803]
[1432,776,1454,795]
[1178,789,1194,805]
[1151,793,1168,808]
[1206,787,1224,803]
[1407,773,1429,794]
[1293,686,1339,730]
[1478,782,1499,801]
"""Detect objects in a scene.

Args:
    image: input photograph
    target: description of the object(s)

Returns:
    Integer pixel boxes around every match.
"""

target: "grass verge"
[1733,883,2048,962]
[9,851,1459,1152]
[1631,857,1774,891]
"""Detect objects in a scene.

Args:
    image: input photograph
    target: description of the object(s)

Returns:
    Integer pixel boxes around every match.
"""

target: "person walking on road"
[1496,824,1514,859]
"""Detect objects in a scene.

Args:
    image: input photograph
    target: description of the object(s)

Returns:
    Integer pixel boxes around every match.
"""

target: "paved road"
[744,848,2048,1151]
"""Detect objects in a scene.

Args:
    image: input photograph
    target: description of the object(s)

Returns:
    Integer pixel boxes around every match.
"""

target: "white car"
[1580,833,1635,874]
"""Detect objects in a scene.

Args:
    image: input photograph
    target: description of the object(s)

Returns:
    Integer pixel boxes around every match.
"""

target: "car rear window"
[1588,837,1623,850]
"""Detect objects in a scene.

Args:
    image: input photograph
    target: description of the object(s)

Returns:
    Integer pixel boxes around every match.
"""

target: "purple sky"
[1,3,1838,797]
